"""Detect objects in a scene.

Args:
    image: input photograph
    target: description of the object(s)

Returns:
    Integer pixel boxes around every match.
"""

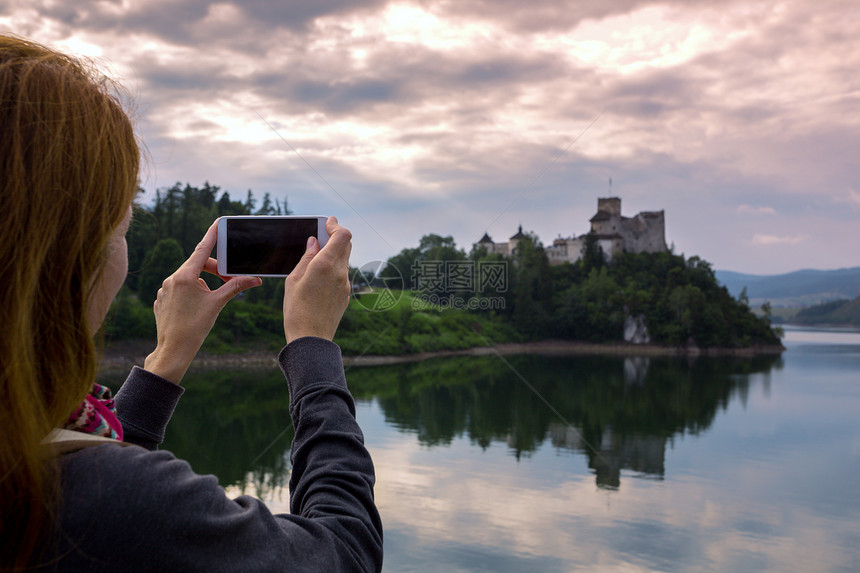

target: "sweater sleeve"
[115,366,185,450]
[278,337,384,571]
[52,338,382,572]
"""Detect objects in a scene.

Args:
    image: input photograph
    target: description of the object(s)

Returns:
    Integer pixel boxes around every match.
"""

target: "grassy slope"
[334,289,522,356]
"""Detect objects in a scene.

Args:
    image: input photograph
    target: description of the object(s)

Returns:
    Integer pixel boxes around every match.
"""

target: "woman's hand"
[144,220,262,384]
[283,216,352,344]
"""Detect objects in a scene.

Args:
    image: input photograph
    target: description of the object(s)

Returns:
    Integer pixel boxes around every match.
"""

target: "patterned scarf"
[62,383,124,441]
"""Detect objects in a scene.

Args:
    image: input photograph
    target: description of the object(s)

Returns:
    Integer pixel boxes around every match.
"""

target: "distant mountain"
[715,267,860,307]
[794,296,860,325]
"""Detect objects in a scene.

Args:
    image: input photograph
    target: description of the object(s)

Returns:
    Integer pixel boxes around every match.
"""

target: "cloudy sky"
[3,0,858,274]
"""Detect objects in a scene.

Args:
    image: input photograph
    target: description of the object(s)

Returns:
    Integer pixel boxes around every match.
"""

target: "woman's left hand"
[144,220,262,384]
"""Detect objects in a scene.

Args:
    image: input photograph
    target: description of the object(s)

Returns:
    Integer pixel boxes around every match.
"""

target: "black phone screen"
[225,218,317,275]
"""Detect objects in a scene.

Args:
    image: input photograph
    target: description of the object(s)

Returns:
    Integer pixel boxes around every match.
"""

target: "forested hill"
[793,296,860,326]
[377,231,782,350]
[107,183,782,355]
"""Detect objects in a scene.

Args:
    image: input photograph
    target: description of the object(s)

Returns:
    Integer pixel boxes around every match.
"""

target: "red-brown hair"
[0,35,140,569]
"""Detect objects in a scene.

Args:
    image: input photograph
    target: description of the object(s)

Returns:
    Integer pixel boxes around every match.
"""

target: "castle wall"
[488,242,509,256]
[619,211,666,254]
[598,237,617,262]
[547,236,585,264]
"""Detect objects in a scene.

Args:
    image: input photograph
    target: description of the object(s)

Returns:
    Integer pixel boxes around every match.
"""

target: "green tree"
[161,184,182,239]
[580,231,605,274]
[510,233,553,337]
[126,202,160,292]
[418,234,464,263]
[176,183,218,255]
[244,189,256,213]
[104,286,156,340]
[381,248,419,290]
[580,267,623,341]
[553,283,588,339]
[382,235,465,294]
[217,191,249,216]
[255,192,275,215]
[469,249,512,312]
[138,238,186,306]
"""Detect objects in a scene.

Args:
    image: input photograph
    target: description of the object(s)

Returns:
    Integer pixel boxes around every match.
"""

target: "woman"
[0,35,382,571]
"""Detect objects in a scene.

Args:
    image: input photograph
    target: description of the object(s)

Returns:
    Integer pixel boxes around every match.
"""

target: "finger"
[202,257,231,282]
[288,236,320,282]
[180,220,219,274]
[325,215,339,236]
[321,223,352,268]
[322,218,350,250]
[215,275,262,304]
[202,257,218,275]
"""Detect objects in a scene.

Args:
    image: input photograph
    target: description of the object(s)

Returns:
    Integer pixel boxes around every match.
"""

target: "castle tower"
[597,197,621,216]
[590,198,621,236]
[508,225,526,254]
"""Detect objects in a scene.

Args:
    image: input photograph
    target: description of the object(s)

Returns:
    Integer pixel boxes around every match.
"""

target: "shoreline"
[342,340,785,366]
[99,339,785,371]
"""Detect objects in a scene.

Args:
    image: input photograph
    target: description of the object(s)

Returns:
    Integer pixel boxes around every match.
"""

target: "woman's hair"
[0,36,140,569]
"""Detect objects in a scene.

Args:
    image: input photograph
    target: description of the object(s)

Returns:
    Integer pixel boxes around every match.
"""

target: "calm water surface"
[103,327,860,572]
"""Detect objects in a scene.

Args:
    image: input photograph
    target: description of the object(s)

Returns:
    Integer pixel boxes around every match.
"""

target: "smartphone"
[216,216,329,277]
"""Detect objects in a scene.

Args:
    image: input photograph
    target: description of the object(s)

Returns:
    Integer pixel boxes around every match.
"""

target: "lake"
[101,327,860,572]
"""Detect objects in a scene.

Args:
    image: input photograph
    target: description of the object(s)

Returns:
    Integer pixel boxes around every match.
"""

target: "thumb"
[290,236,320,281]
[216,275,262,305]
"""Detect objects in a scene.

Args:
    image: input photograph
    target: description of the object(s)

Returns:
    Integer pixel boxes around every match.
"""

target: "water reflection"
[100,365,295,493]
[100,353,780,491]
[97,336,860,572]
[346,353,781,489]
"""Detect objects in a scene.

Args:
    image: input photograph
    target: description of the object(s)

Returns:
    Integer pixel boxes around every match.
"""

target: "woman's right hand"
[282,216,352,344]
[144,220,262,383]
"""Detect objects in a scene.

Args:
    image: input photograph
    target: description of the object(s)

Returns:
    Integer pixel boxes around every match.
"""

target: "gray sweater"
[42,337,383,572]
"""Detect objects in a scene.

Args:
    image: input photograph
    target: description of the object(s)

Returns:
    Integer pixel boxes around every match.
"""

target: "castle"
[475,197,667,264]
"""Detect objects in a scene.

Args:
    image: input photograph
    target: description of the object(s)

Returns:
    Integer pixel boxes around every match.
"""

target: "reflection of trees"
[346,353,782,488]
[103,366,295,493]
[97,352,781,492]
